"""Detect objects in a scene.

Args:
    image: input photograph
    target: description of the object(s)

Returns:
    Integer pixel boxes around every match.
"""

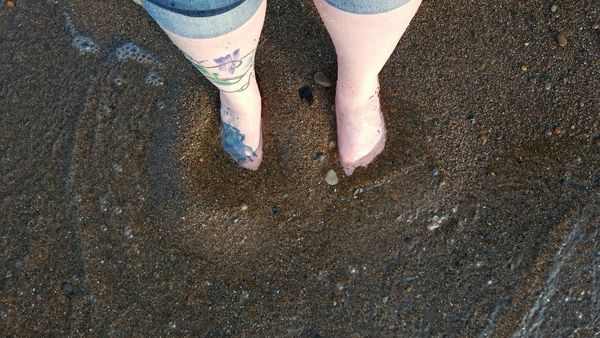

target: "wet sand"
[1,0,599,336]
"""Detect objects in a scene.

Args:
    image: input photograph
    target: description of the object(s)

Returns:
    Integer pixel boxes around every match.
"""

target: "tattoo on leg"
[183,48,256,93]
[220,122,257,165]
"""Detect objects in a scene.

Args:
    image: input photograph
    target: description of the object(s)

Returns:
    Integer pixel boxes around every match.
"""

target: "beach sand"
[1,0,598,335]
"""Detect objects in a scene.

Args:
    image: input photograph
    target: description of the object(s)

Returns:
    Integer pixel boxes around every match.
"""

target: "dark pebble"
[299,84,313,105]
[271,205,279,214]
[404,237,413,245]
[314,151,325,161]
[61,282,76,297]
[466,112,476,123]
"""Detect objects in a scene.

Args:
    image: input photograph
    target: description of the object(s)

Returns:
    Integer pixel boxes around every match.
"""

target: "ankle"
[336,73,379,103]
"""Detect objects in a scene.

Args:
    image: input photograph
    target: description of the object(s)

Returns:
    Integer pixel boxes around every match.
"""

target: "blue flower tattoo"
[220,122,257,165]
[213,49,241,74]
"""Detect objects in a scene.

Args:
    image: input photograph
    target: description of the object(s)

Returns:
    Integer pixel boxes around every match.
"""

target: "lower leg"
[314,0,422,175]
[143,0,267,170]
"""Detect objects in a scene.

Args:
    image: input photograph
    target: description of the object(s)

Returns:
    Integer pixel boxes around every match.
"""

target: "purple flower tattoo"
[213,49,240,74]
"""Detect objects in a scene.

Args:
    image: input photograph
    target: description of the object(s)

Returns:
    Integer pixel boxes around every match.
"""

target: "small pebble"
[7,0,15,8]
[271,205,279,214]
[298,84,313,105]
[550,4,558,12]
[593,23,599,30]
[389,192,399,201]
[556,32,567,47]
[61,282,76,297]
[466,112,476,123]
[479,134,489,145]
[554,126,562,135]
[314,72,333,88]
[521,65,528,72]
[314,151,325,161]
[240,203,248,211]
[544,83,552,90]
[328,141,336,150]
[325,169,339,186]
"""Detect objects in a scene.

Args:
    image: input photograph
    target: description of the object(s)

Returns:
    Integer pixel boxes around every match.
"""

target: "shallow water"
[1,0,598,336]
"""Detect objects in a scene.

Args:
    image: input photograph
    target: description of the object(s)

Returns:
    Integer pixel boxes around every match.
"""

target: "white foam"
[145,72,164,86]
[115,42,166,85]
[63,12,98,54]
[116,42,164,68]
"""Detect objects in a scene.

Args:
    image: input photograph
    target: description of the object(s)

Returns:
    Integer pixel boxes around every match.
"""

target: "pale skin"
[158,0,422,174]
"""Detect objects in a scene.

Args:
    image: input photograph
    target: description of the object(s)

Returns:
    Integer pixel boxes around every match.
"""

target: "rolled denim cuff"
[142,0,262,39]
[325,0,411,14]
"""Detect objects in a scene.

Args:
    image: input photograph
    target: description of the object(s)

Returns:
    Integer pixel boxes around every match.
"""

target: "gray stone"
[325,169,339,186]
[314,72,333,88]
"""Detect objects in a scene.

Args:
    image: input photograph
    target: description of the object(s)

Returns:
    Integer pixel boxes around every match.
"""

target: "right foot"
[335,76,386,176]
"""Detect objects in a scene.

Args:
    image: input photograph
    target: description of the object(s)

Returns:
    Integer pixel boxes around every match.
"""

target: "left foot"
[219,74,263,170]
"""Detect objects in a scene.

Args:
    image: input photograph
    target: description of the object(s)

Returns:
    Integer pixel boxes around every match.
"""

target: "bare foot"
[219,74,263,170]
[335,76,386,176]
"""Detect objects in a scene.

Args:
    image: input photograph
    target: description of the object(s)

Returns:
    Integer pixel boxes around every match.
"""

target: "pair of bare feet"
[216,69,385,176]
[161,0,422,175]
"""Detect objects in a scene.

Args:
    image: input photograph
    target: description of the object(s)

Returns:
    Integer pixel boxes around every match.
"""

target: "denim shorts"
[143,0,412,39]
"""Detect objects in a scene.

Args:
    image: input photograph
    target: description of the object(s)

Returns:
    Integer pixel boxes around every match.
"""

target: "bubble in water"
[99,198,109,213]
[145,72,164,86]
[124,224,133,239]
[72,36,98,54]
[112,206,122,215]
[64,13,99,54]
[63,12,77,36]
[100,104,112,113]
[116,42,164,68]
[112,163,123,173]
